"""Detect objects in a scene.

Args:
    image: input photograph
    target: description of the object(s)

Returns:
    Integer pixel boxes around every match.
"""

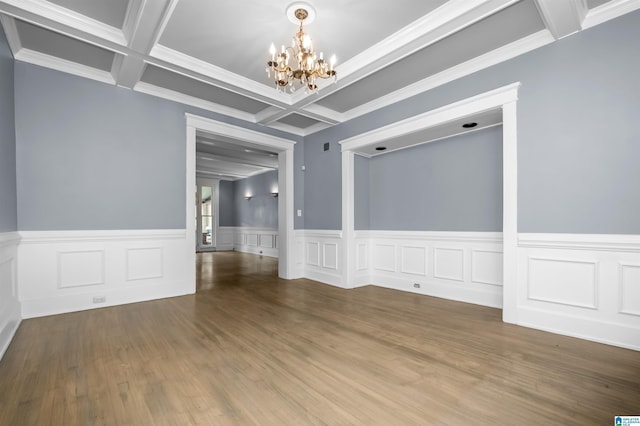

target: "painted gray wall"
[0,26,17,232]
[14,63,300,230]
[354,154,369,230]
[304,10,640,234]
[361,126,502,231]
[218,180,235,227]
[231,170,278,228]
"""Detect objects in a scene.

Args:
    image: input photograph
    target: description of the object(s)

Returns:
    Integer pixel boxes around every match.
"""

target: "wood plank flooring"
[1,251,638,425]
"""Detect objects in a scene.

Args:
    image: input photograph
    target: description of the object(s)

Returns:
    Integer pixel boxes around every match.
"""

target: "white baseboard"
[0,232,21,360]
[18,229,194,319]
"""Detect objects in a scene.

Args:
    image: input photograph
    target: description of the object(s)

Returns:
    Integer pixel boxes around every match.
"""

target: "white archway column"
[278,148,295,279]
[501,100,518,324]
[341,149,356,288]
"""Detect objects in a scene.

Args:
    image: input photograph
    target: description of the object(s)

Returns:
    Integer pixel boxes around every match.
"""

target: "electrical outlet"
[93,295,106,304]
[413,283,421,289]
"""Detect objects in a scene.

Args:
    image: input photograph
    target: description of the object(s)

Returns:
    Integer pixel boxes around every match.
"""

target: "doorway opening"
[185,114,297,291]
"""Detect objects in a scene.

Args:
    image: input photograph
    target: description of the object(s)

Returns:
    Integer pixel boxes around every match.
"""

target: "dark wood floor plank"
[1,251,638,425]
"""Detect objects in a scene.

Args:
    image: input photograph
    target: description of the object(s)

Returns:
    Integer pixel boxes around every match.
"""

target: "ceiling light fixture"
[266,3,337,93]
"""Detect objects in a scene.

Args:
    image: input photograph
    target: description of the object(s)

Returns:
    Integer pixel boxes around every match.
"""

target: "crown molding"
[0,15,21,55]
[14,48,115,85]
[582,0,640,29]
[149,44,289,107]
[134,81,255,123]
[0,0,126,46]
[339,30,554,126]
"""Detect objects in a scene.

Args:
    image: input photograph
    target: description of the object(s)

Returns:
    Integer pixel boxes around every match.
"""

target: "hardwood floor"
[1,251,638,425]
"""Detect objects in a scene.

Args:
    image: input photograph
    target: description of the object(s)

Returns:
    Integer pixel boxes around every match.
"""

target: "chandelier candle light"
[266,3,337,93]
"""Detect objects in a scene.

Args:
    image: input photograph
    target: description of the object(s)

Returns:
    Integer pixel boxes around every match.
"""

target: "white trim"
[0,0,127,46]
[185,114,297,279]
[340,82,519,319]
[0,232,21,361]
[519,233,640,252]
[0,232,21,248]
[19,229,185,243]
[149,44,283,105]
[339,83,520,151]
[0,15,22,55]
[341,31,553,125]
[361,230,502,244]
[135,82,256,124]
[583,0,640,29]
[14,49,116,85]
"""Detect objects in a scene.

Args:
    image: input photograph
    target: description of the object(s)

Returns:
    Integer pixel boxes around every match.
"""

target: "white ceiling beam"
[196,152,278,169]
[535,0,588,40]
[113,0,175,88]
[0,15,21,55]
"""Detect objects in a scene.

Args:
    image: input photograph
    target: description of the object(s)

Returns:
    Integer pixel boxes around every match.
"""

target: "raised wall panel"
[434,248,464,282]
[247,234,259,246]
[306,242,320,266]
[323,243,338,270]
[57,250,105,288]
[126,247,163,281]
[472,250,503,286]
[296,240,304,265]
[235,233,245,245]
[401,246,427,276]
[620,263,640,316]
[0,258,14,312]
[374,244,396,272]
[357,243,368,271]
[259,235,274,248]
[528,257,598,309]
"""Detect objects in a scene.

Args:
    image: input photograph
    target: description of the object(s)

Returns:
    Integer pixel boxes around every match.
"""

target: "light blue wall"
[361,126,502,231]
[231,170,279,228]
[304,10,640,234]
[354,154,369,230]
[14,63,300,231]
[0,26,17,232]
[218,180,235,227]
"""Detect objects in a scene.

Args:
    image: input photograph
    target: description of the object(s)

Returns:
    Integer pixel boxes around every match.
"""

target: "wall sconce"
[245,195,252,200]
[271,192,279,197]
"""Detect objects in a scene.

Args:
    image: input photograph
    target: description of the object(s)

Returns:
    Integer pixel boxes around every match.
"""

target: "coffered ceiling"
[0,0,637,179]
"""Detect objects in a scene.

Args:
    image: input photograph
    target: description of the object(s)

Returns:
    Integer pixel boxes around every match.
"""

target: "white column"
[185,124,197,292]
[502,100,518,324]
[341,149,355,288]
[278,148,295,279]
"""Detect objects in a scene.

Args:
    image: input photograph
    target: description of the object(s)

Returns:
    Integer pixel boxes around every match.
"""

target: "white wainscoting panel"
[401,246,427,276]
[0,233,21,361]
[18,230,194,318]
[247,234,259,247]
[527,257,598,309]
[298,230,344,287]
[620,263,640,316]
[374,244,396,272]
[518,233,640,351]
[221,227,279,257]
[323,243,338,270]
[306,242,320,266]
[471,249,503,286]
[126,247,163,282]
[359,231,503,308]
[434,247,464,282]
[216,227,234,251]
[58,250,105,288]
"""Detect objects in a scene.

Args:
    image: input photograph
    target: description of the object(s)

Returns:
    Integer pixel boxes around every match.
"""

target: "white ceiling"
[0,0,637,179]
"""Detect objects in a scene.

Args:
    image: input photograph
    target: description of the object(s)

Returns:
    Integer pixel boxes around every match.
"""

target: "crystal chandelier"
[266,3,337,93]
